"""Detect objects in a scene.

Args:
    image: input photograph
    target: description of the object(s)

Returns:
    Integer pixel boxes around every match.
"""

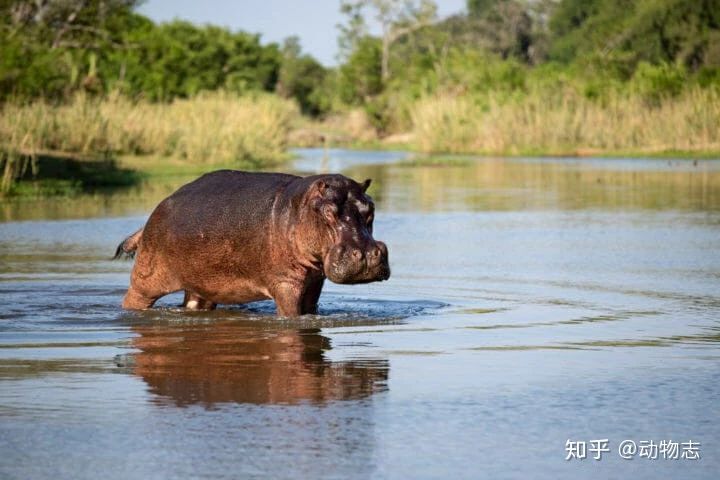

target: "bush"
[276,38,329,117]
[630,62,687,104]
[338,37,383,105]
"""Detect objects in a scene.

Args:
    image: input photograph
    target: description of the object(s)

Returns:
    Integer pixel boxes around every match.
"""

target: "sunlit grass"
[0,91,299,193]
[410,88,720,156]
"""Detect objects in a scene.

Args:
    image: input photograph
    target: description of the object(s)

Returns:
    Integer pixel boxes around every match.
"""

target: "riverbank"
[2,146,719,200]
[0,92,296,196]
[3,88,720,198]
[294,87,720,159]
[0,154,253,199]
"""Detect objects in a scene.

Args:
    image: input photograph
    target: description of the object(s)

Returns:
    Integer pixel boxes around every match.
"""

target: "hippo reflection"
[119,321,389,406]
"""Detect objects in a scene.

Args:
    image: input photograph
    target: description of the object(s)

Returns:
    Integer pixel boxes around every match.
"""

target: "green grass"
[4,179,83,198]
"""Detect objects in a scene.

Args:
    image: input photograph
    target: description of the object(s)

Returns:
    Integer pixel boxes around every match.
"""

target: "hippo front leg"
[272,283,304,317]
[301,277,325,315]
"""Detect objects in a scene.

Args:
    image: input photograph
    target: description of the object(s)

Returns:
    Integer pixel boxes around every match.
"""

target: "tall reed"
[410,88,720,155]
[0,91,298,170]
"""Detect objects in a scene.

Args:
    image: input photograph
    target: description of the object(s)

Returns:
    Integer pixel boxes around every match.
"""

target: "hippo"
[114,170,390,316]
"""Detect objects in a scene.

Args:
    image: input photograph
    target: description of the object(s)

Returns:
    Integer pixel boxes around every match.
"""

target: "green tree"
[462,0,536,62]
[276,36,329,116]
[0,0,141,100]
[0,1,282,101]
[548,0,720,72]
[467,0,499,17]
[338,36,383,104]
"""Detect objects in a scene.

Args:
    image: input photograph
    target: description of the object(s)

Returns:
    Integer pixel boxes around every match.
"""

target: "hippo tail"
[113,228,143,260]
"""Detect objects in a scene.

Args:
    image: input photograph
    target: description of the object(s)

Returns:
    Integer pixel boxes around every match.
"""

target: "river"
[1,149,719,479]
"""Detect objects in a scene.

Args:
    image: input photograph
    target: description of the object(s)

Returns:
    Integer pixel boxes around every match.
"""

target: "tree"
[548,0,720,71]
[276,36,329,116]
[0,2,283,102]
[339,0,437,81]
[467,0,499,17]
[0,0,141,99]
[338,36,383,104]
[3,0,140,49]
[462,0,539,62]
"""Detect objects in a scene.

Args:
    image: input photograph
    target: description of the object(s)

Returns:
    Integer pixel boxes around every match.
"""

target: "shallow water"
[1,149,719,479]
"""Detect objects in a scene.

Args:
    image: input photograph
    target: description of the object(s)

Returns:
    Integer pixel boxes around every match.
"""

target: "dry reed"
[410,88,720,155]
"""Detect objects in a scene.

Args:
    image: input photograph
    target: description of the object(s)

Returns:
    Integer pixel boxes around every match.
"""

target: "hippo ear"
[309,179,326,199]
[361,179,372,192]
[308,180,328,210]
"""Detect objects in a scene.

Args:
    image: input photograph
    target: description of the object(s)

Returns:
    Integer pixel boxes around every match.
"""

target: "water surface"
[1,150,719,479]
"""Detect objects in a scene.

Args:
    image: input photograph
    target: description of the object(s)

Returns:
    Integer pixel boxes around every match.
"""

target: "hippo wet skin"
[114,170,390,316]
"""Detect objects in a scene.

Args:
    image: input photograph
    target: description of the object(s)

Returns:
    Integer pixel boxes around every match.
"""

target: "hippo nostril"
[371,247,381,257]
[376,241,388,255]
[351,249,362,260]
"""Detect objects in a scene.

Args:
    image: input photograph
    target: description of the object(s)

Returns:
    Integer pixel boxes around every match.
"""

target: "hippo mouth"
[326,266,391,285]
[323,251,391,285]
[336,264,391,285]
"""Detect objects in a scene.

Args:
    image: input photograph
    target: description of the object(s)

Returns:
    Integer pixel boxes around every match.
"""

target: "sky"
[138,0,467,66]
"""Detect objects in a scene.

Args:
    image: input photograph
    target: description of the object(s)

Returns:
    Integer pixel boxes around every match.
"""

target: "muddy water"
[1,149,719,479]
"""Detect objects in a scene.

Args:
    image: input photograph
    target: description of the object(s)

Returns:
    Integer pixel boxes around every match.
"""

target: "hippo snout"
[369,241,390,280]
[325,241,390,284]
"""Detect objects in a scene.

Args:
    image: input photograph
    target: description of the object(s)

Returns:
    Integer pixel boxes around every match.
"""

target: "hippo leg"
[122,285,161,310]
[301,277,325,315]
[272,283,304,317]
[182,291,216,311]
[122,253,181,310]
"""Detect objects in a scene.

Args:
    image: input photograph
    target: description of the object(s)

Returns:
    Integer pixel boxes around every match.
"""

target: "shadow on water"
[6,153,142,198]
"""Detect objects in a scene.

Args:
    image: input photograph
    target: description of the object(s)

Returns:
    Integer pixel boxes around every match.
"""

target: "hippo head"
[304,175,390,284]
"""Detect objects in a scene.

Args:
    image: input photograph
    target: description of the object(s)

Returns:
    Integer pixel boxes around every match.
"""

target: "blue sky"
[138,0,467,66]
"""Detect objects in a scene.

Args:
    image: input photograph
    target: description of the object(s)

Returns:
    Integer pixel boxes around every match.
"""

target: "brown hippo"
[114,170,390,315]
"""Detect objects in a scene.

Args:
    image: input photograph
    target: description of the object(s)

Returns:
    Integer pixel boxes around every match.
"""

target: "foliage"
[329,0,720,140]
[464,0,534,61]
[0,2,281,102]
[549,0,720,71]
[109,21,281,101]
[3,0,720,176]
[276,37,329,116]
[339,0,437,81]
[629,62,687,104]
[338,36,384,105]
